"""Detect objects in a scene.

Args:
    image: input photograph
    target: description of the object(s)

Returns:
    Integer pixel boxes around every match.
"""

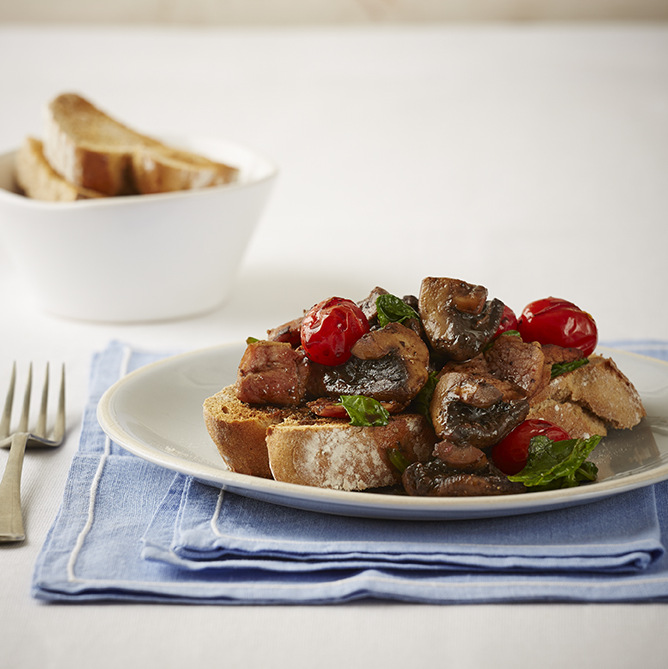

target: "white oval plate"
[97,344,668,520]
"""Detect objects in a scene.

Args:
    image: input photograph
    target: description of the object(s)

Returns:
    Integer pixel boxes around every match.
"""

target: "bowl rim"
[0,134,279,211]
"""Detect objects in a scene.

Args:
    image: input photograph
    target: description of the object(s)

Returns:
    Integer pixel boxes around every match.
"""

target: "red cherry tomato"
[517,297,598,357]
[495,304,519,336]
[491,419,571,475]
[300,297,370,366]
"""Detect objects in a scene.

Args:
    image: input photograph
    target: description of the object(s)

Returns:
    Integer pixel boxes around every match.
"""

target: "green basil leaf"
[246,336,260,344]
[508,434,601,490]
[338,395,390,427]
[575,460,599,482]
[412,371,439,419]
[376,294,420,328]
[387,447,410,473]
[551,358,589,379]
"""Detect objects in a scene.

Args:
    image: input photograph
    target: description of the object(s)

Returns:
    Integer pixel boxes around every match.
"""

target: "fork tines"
[0,362,66,444]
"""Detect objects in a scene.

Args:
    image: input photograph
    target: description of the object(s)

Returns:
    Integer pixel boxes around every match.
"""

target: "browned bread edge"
[529,354,646,438]
[44,93,239,196]
[203,385,307,479]
[15,137,105,202]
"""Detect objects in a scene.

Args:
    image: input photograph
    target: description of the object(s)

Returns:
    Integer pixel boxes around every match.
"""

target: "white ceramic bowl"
[0,136,277,322]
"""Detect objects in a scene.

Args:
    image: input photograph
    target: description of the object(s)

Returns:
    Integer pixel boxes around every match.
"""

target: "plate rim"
[96,343,668,519]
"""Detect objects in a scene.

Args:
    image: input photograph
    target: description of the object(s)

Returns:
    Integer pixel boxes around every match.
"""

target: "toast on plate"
[203,385,436,489]
[527,355,646,437]
[203,278,647,494]
[203,385,308,479]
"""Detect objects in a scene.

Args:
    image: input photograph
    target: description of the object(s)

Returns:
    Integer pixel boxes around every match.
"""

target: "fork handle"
[0,433,29,542]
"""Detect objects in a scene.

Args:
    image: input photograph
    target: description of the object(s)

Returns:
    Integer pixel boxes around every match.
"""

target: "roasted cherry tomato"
[517,297,598,357]
[300,297,370,366]
[495,304,519,336]
[491,419,571,475]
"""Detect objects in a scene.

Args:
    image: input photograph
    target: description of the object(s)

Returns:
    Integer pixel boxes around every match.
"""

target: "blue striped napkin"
[31,340,668,604]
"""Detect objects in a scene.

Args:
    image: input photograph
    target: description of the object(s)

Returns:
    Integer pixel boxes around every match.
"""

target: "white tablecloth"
[0,23,667,669]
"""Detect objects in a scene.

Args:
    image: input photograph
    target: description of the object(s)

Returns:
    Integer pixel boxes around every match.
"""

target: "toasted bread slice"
[203,385,308,479]
[44,93,239,196]
[129,142,239,195]
[204,385,437,490]
[528,399,609,438]
[266,414,437,491]
[528,355,646,438]
[15,137,105,202]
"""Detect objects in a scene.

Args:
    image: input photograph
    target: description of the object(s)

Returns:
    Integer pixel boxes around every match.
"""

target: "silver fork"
[0,362,66,542]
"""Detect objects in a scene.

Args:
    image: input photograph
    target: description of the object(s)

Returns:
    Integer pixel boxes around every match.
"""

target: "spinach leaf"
[338,395,390,427]
[376,294,419,328]
[508,434,601,490]
[412,371,439,420]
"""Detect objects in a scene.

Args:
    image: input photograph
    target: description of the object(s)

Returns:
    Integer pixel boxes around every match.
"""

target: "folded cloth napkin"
[32,340,668,605]
[142,475,662,574]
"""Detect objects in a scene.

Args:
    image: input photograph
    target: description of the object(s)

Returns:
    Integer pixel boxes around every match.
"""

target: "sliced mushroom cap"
[432,441,489,471]
[266,316,303,347]
[356,286,389,326]
[429,370,529,448]
[402,458,526,496]
[418,277,504,361]
[315,322,430,405]
[434,371,505,408]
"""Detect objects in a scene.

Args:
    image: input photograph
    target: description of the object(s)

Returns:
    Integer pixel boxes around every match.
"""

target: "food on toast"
[14,93,239,201]
[203,277,647,496]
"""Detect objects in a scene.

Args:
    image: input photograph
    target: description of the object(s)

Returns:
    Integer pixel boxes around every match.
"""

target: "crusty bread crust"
[203,385,308,479]
[203,385,437,490]
[43,93,239,196]
[267,414,437,491]
[528,400,609,438]
[130,144,239,195]
[15,137,105,201]
[529,355,646,437]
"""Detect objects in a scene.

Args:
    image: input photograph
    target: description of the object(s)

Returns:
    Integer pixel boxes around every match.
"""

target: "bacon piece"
[236,341,310,406]
[541,344,586,366]
[484,334,548,399]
